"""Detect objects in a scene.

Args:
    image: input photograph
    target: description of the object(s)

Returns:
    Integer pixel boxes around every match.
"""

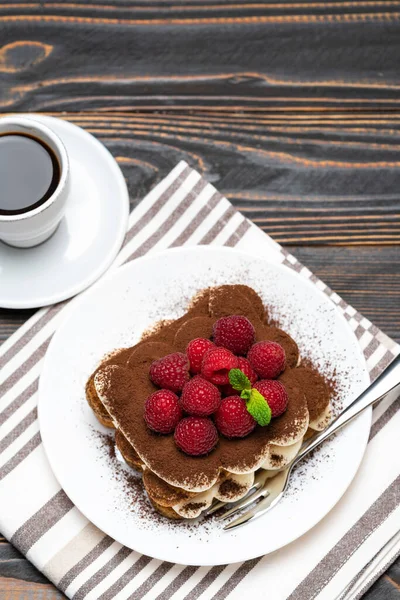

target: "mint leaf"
[228,368,251,392]
[229,370,272,426]
[240,389,251,402]
[246,389,271,426]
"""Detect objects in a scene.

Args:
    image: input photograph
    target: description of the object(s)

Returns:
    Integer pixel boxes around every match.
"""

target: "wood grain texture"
[290,246,400,341]
[1,1,400,112]
[0,537,65,598]
[4,110,395,246]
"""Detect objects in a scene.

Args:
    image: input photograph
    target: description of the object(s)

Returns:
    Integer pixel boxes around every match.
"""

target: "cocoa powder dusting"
[173,316,216,351]
[218,479,246,499]
[209,285,264,323]
[270,454,285,468]
[102,431,116,461]
[258,326,300,369]
[91,429,222,536]
[182,502,206,511]
[88,284,338,503]
[143,470,193,504]
[92,430,148,518]
[283,365,330,422]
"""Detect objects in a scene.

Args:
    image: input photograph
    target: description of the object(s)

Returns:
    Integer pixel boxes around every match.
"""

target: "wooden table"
[1,1,400,598]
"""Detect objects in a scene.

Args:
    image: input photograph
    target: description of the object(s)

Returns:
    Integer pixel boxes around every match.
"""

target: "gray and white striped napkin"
[1,160,399,600]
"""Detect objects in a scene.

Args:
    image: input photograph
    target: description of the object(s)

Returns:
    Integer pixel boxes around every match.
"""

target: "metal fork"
[207,353,400,530]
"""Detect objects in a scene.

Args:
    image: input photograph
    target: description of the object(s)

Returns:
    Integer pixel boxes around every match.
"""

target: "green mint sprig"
[228,368,251,392]
[228,368,271,427]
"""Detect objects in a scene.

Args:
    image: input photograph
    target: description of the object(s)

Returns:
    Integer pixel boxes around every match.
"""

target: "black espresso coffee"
[0,132,60,216]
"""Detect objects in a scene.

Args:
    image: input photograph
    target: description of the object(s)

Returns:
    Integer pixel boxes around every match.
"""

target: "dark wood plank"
[9,111,397,246]
[0,577,65,599]
[0,308,36,343]
[1,1,400,112]
[366,576,400,600]
[364,549,400,599]
[0,540,53,586]
[290,246,400,342]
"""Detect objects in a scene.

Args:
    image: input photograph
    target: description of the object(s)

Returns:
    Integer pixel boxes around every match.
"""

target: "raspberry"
[144,390,182,434]
[201,347,239,385]
[186,338,215,374]
[222,357,258,396]
[215,396,256,438]
[174,416,218,456]
[247,341,286,379]
[253,380,288,418]
[181,376,221,416]
[150,352,189,392]
[213,315,255,355]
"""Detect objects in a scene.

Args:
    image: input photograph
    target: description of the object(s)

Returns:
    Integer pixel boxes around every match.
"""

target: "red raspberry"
[144,390,182,434]
[150,352,189,392]
[222,357,258,396]
[201,347,239,385]
[174,416,218,456]
[247,341,286,379]
[215,396,256,438]
[213,315,255,355]
[181,376,221,417]
[253,380,288,418]
[186,338,215,374]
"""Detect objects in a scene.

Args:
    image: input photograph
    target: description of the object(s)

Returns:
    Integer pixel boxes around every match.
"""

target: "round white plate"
[0,115,129,309]
[39,246,371,566]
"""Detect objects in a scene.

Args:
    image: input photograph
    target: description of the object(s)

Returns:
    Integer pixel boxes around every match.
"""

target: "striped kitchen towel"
[0,160,399,600]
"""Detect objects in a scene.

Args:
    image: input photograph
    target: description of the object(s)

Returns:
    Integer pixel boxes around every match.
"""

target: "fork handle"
[295,353,400,464]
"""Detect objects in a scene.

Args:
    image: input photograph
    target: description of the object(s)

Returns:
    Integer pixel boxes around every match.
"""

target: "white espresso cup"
[0,116,70,248]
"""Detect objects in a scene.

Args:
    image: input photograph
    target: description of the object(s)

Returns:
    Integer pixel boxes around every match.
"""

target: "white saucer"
[0,115,129,309]
[39,247,371,566]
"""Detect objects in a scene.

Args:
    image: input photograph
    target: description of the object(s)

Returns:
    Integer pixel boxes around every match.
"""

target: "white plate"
[0,115,129,309]
[38,246,371,566]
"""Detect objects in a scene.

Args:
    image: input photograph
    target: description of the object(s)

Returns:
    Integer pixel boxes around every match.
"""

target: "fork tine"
[204,500,227,516]
[216,486,270,521]
[223,494,275,530]
[224,469,291,529]
[205,476,265,517]
[205,470,268,517]
[223,505,261,530]
[222,440,314,528]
